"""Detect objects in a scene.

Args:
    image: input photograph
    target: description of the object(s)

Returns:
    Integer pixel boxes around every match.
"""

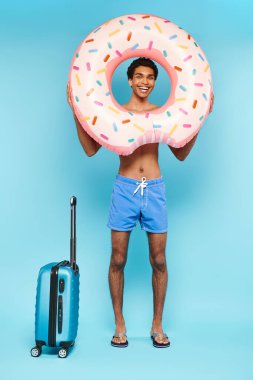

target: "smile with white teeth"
[138,86,149,93]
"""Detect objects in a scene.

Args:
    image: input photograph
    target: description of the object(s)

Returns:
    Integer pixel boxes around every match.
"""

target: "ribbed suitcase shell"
[35,262,79,347]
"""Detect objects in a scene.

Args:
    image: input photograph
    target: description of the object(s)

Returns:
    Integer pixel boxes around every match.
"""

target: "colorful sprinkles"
[127,32,132,41]
[179,108,188,115]
[154,22,162,33]
[70,14,212,152]
[175,98,186,102]
[108,106,120,114]
[109,29,120,36]
[148,41,153,50]
[198,53,205,61]
[169,124,178,136]
[183,55,192,62]
[113,122,118,131]
[133,124,145,132]
[131,43,139,50]
[86,88,94,96]
[94,100,103,106]
[104,54,110,62]
[75,74,81,86]
[179,85,187,92]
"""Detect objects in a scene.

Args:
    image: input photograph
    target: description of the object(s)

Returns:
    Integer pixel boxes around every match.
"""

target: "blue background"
[1,0,252,379]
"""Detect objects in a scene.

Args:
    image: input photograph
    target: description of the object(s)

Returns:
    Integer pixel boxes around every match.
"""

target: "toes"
[112,336,126,344]
[154,336,169,345]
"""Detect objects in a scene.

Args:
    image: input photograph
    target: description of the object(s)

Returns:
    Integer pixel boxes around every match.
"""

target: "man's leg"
[147,231,169,344]
[108,230,131,344]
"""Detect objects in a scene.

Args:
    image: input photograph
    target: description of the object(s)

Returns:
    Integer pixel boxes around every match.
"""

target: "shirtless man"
[67,57,214,348]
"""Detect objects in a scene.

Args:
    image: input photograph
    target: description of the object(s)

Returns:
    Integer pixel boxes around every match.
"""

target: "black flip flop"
[111,331,128,348]
[150,329,170,348]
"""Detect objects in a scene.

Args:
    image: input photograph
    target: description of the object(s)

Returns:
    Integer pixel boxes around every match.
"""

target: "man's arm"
[169,91,214,161]
[73,114,102,157]
[169,133,198,161]
[67,83,102,157]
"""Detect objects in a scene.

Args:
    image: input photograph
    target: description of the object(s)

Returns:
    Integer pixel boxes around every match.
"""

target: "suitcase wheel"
[31,346,42,357]
[58,347,68,358]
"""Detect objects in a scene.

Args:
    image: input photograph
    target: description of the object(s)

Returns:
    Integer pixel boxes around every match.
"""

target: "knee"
[110,250,127,271]
[151,252,166,272]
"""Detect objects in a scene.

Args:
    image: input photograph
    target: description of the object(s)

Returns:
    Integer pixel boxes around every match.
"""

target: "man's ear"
[128,79,132,87]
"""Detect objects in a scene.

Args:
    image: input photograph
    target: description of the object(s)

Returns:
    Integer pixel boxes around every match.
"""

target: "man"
[67,57,214,348]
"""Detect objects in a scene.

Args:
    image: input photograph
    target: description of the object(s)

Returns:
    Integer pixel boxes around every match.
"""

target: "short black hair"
[127,57,158,80]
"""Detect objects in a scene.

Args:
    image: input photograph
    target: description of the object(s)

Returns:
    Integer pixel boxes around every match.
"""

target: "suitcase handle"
[70,196,77,270]
[70,196,76,206]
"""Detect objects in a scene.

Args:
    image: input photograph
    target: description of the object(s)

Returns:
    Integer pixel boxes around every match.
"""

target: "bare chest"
[119,144,161,179]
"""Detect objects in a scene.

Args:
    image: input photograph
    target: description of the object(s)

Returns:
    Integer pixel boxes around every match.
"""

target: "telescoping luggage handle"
[70,196,77,271]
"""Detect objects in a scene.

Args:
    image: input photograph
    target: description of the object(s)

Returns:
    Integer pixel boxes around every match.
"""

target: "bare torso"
[119,144,161,180]
[119,103,161,180]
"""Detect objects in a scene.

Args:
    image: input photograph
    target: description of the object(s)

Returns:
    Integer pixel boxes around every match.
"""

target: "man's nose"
[141,77,148,85]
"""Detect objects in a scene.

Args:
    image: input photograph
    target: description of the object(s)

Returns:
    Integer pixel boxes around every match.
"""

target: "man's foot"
[111,320,128,347]
[111,330,128,348]
[150,326,170,348]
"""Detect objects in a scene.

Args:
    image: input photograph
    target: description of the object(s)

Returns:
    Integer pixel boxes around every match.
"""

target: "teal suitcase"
[31,196,79,358]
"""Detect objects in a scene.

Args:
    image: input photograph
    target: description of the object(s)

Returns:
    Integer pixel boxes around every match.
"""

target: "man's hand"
[209,91,214,114]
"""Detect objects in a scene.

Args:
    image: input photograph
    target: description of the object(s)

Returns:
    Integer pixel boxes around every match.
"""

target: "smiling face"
[128,65,156,99]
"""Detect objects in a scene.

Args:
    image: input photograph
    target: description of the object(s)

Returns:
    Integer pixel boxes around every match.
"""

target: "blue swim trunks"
[107,174,168,233]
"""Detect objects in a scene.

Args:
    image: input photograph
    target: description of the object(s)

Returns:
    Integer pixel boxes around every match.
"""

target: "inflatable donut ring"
[68,13,213,155]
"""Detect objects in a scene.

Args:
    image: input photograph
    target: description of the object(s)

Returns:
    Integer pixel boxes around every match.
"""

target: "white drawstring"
[133,177,148,196]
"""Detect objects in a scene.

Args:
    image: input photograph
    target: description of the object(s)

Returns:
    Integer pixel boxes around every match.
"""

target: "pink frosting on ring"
[68,13,213,155]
